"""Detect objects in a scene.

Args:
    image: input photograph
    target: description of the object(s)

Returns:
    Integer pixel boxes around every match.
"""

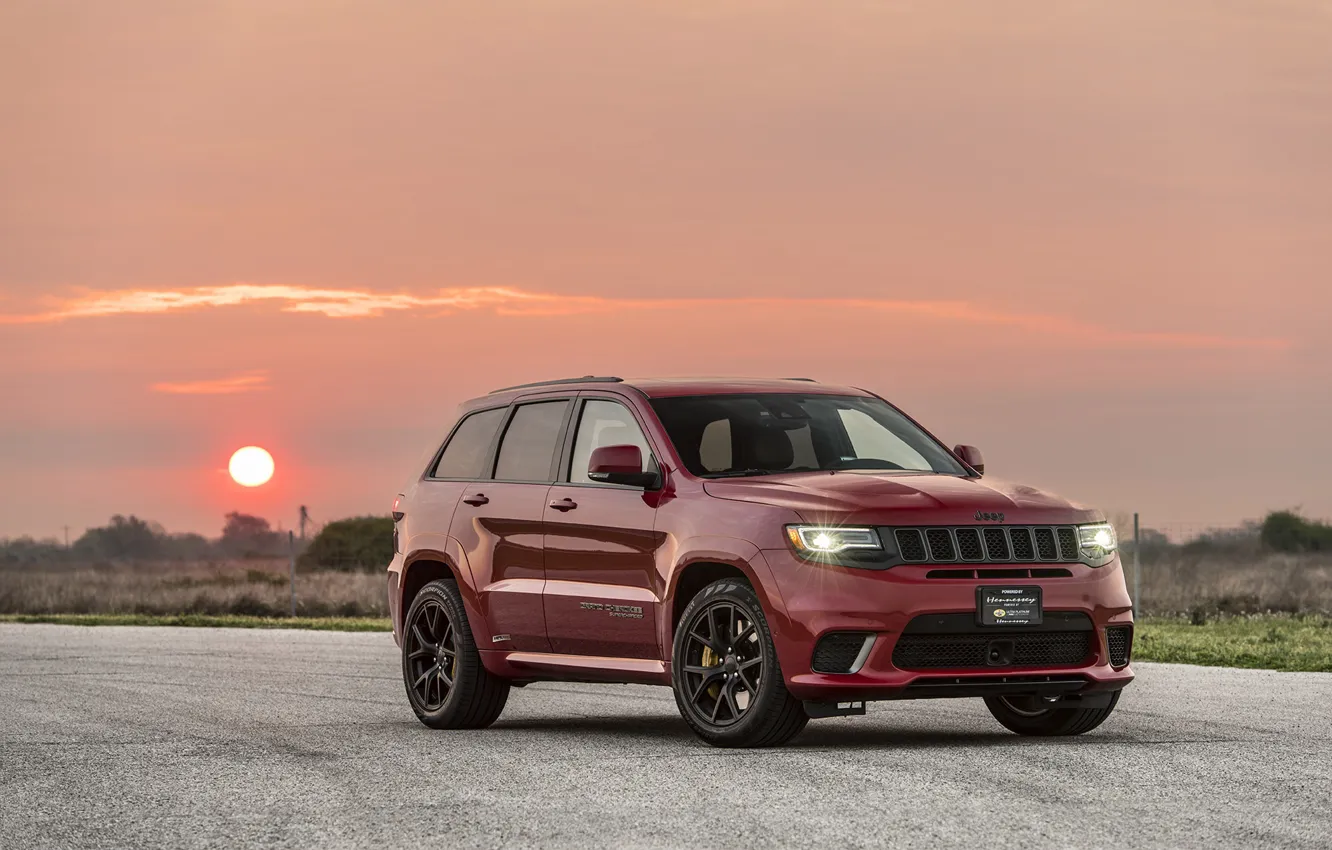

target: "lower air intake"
[893,631,1093,670]
[1106,626,1132,668]
[812,632,874,674]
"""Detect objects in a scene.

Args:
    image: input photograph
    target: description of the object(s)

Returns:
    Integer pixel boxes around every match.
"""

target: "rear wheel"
[984,691,1120,736]
[671,579,808,748]
[402,579,509,729]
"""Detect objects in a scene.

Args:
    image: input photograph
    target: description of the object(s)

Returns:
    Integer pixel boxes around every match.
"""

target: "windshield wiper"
[703,466,820,479]
[703,468,780,479]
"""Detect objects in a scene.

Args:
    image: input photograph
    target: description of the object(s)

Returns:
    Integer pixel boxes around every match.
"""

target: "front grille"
[893,631,1094,670]
[812,632,873,674]
[889,525,1082,564]
[1106,626,1132,668]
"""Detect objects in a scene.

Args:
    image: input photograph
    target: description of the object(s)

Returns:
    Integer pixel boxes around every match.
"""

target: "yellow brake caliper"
[701,645,722,699]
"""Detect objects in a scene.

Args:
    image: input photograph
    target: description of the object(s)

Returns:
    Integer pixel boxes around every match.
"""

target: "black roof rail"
[784,377,818,382]
[488,375,624,394]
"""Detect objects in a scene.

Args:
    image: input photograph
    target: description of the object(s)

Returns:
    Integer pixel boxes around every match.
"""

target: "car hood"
[703,471,1099,526]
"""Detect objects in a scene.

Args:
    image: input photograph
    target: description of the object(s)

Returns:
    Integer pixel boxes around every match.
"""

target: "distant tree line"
[0,512,290,564]
[0,511,393,570]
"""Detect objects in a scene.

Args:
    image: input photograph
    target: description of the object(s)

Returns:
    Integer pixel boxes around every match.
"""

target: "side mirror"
[588,444,659,488]
[954,444,984,475]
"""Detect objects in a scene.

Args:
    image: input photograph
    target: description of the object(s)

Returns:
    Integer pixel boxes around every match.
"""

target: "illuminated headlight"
[786,525,882,555]
[1077,522,1117,566]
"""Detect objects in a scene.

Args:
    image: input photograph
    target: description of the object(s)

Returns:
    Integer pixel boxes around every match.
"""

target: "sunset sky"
[3,0,1330,540]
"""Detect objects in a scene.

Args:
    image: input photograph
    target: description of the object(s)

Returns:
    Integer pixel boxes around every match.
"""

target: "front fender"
[659,536,793,663]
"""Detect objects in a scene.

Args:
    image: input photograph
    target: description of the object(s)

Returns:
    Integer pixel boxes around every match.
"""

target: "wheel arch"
[400,546,486,646]
[662,540,791,662]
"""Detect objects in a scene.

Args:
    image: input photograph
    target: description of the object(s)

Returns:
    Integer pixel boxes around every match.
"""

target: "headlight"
[1077,522,1117,566]
[786,525,882,555]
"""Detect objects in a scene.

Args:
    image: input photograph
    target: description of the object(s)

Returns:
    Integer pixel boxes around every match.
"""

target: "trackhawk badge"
[974,511,1005,522]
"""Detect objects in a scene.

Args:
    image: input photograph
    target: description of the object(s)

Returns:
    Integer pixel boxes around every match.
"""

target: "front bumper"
[756,548,1135,702]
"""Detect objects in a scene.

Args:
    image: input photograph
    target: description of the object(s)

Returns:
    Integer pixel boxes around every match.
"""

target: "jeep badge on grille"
[974,511,1005,522]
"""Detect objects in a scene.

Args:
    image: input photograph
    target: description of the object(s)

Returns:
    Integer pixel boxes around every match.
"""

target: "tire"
[671,579,808,748]
[983,690,1121,736]
[401,579,509,729]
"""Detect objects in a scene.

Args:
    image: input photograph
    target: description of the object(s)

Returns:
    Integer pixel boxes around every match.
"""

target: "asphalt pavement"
[2,624,1329,849]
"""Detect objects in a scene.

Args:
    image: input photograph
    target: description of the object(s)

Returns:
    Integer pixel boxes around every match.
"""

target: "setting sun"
[228,446,275,487]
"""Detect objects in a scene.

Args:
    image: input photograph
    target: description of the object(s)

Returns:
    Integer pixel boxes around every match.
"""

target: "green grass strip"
[1135,614,1332,672]
[0,613,392,632]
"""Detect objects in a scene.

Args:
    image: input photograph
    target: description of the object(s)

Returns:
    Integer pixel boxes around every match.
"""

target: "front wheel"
[402,579,509,729]
[984,691,1121,736]
[671,579,808,748]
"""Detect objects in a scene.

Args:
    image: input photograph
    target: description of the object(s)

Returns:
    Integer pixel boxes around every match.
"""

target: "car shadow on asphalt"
[486,715,1146,749]
[491,714,699,741]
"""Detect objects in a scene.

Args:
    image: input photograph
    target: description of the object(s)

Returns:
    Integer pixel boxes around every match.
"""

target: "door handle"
[462,493,489,506]
[548,497,577,512]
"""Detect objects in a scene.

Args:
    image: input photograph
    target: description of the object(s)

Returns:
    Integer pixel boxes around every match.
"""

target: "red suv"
[388,376,1133,747]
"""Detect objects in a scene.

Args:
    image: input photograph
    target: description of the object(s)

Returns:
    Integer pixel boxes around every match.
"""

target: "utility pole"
[1133,512,1141,613]
[299,505,309,542]
[63,526,70,549]
[288,530,296,618]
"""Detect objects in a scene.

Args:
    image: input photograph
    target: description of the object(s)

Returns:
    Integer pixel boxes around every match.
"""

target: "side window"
[838,408,930,469]
[493,400,570,482]
[570,400,653,484]
[431,408,506,478]
[698,419,731,472]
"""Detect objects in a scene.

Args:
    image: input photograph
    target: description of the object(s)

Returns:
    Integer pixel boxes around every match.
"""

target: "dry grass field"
[1132,552,1332,617]
[0,559,386,618]
[1,551,1329,619]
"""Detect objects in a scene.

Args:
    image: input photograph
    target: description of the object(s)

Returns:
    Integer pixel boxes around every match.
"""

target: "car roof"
[470,376,874,408]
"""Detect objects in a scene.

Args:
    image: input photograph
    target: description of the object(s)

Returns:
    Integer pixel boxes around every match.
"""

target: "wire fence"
[1116,513,1331,616]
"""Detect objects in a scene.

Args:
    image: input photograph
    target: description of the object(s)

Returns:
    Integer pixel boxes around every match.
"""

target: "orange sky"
[3,0,1330,539]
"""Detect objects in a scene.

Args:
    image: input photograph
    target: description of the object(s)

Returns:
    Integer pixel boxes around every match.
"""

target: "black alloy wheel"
[404,597,456,711]
[681,601,764,726]
[671,579,808,747]
[400,579,509,729]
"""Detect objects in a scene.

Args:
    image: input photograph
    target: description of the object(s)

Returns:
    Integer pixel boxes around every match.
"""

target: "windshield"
[650,394,969,478]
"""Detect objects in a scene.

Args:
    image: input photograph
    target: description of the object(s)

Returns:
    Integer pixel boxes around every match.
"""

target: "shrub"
[298,516,394,571]
[1262,511,1332,553]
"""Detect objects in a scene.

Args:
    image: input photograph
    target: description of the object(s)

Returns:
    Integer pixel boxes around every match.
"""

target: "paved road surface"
[2,624,1329,849]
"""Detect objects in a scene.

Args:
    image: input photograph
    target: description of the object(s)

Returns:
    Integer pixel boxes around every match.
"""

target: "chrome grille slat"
[895,528,928,562]
[1009,527,1036,561]
[982,527,1010,560]
[954,528,984,561]
[889,525,1082,564]
[1034,527,1059,561]
[925,528,956,561]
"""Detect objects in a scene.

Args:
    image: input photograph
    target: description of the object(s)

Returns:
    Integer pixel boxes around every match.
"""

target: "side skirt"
[479,649,671,686]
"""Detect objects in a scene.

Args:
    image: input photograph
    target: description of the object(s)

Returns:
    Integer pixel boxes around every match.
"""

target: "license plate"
[977,586,1043,626]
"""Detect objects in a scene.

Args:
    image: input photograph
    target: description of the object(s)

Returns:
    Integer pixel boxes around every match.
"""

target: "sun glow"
[229,446,275,487]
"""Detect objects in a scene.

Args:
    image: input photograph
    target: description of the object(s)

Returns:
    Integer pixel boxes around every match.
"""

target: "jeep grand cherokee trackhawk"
[387,376,1133,747]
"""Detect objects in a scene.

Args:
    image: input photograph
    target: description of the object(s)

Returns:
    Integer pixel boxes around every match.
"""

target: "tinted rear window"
[493,400,570,481]
[431,408,506,478]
